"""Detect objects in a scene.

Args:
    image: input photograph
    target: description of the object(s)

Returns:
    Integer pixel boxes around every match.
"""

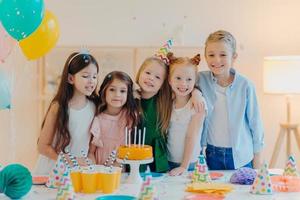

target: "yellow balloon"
[19,10,59,60]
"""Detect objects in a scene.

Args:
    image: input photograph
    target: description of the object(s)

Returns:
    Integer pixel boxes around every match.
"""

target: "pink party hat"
[56,170,76,200]
[138,174,159,200]
[46,154,68,188]
[250,162,273,195]
[283,155,298,177]
[154,39,173,65]
[192,154,211,183]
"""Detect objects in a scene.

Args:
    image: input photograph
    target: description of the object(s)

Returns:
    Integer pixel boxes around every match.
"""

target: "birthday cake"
[117,145,153,160]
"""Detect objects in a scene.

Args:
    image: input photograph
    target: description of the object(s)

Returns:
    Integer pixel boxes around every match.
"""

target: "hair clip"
[106,73,112,79]
[68,46,91,65]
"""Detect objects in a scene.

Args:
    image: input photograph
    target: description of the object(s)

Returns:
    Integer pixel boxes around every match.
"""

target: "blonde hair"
[167,52,200,79]
[205,30,236,55]
[136,57,172,135]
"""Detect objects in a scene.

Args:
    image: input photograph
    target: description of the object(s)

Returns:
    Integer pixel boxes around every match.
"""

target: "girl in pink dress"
[88,71,139,164]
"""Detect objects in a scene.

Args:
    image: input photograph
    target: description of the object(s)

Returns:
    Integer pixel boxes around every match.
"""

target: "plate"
[209,172,224,180]
[184,194,224,200]
[32,175,48,185]
[96,195,137,200]
[140,172,164,178]
[268,168,283,176]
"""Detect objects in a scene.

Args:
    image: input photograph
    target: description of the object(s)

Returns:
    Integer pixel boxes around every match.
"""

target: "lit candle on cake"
[134,126,137,145]
[138,129,141,147]
[142,127,146,147]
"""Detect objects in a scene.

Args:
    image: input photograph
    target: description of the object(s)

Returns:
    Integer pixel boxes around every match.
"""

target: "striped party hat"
[154,39,173,65]
[283,155,298,177]
[138,174,159,200]
[192,154,211,183]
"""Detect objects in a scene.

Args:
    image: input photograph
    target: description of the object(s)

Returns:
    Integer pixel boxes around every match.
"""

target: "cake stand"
[117,158,153,184]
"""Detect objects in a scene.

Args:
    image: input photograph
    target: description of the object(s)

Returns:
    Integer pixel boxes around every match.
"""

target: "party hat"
[138,174,159,200]
[250,162,273,195]
[192,154,211,183]
[283,155,298,177]
[46,154,68,188]
[154,39,173,65]
[56,170,76,200]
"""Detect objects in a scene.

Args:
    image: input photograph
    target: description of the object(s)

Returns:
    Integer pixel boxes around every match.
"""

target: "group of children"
[35,30,264,176]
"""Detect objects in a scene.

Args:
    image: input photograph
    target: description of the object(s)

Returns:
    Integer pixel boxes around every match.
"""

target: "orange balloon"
[19,10,59,60]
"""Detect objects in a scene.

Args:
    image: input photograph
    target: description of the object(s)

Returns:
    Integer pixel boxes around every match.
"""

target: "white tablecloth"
[1,171,299,200]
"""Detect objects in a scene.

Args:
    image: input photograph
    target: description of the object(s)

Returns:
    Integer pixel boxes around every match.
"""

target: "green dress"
[139,95,169,172]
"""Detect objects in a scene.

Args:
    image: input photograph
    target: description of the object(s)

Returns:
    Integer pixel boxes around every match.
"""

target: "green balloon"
[0,0,45,40]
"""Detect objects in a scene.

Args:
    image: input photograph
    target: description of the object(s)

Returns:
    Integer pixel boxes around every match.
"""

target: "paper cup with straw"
[81,167,97,193]
[81,149,94,170]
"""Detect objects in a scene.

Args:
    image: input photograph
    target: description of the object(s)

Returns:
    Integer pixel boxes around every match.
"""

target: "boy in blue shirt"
[198,30,264,169]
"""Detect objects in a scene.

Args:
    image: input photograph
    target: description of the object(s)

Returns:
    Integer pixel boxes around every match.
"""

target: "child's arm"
[246,83,264,166]
[87,142,97,164]
[37,103,59,161]
[191,88,205,113]
[169,111,205,176]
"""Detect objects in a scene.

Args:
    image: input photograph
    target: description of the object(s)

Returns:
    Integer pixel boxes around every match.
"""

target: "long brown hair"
[97,71,139,127]
[136,57,172,135]
[41,52,99,153]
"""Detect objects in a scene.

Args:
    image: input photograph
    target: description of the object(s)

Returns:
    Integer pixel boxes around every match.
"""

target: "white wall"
[1,0,300,169]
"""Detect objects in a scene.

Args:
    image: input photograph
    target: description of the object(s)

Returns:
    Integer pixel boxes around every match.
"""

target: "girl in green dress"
[136,57,172,172]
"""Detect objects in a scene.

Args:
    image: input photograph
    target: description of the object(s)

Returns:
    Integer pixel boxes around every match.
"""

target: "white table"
[1,171,299,200]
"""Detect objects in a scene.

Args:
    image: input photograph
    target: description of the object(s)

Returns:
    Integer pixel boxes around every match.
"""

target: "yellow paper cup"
[81,170,97,193]
[95,165,106,191]
[70,170,82,193]
[114,167,122,190]
[102,171,117,194]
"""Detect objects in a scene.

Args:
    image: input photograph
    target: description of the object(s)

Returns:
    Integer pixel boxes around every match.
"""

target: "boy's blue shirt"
[198,68,264,168]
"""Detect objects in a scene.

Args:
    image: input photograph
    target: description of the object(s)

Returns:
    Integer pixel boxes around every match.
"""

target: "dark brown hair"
[41,52,99,153]
[97,71,139,127]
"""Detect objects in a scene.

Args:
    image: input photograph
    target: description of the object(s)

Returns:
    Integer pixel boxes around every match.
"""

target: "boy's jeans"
[205,144,253,170]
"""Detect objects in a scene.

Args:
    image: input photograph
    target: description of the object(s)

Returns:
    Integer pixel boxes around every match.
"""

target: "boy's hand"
[253,153,262,169]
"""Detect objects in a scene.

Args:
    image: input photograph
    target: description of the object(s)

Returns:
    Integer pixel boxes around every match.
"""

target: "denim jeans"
[205,144,253,170]
[168,161,196,171]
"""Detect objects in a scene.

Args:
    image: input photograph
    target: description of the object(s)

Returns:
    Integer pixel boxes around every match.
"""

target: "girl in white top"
[167,52,206,176]
[35,51,99,175]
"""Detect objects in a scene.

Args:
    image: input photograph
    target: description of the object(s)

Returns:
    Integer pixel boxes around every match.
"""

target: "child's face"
[69,64,98,96]
[205,41,237,77]
[138,62,166,98]
[169,64,196,98]
[105,78,128,109]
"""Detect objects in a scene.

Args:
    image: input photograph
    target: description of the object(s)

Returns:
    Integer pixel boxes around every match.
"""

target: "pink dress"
[90,111,128,165]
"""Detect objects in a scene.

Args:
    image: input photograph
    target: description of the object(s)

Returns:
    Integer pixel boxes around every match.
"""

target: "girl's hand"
[76,157,90,167]
[169,166,187,176]
[191,89,205,113]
